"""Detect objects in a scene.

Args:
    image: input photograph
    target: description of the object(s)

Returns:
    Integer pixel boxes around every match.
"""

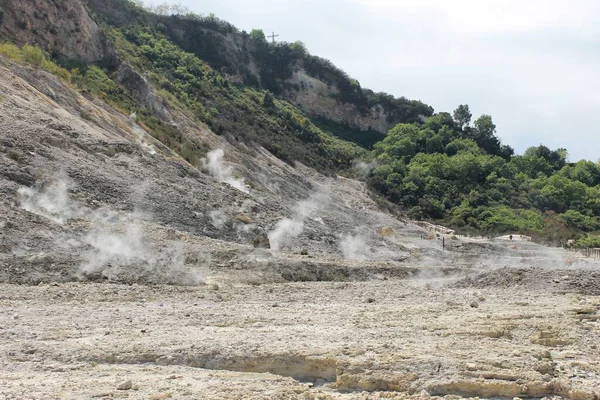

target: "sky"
[145,0,600,161]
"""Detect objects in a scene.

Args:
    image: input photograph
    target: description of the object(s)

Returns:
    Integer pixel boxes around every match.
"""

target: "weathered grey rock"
[0,0,116,65]
[116,380,132,390]
[115,63,172,122]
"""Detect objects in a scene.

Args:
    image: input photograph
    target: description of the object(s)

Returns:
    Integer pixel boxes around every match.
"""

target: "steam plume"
[202,149,249,193]
[353,160,377,178]
[339,234,372,261]
[17,175,204,284]
[268,191,327,251]
[17,173,73,224]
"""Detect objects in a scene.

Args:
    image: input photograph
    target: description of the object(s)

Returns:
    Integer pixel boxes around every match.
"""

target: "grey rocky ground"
[1,57,599,399]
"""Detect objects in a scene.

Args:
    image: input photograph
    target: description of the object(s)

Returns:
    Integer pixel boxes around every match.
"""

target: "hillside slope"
[84,0,434,136]
[0,0,579,286]
[0,55,430,284]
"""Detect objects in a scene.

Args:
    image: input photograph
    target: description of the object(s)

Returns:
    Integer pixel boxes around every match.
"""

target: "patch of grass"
[0,43,71,81]
[138,114,208,167]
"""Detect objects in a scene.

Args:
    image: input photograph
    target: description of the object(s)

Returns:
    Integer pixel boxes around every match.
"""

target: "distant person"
[509,235,513,241]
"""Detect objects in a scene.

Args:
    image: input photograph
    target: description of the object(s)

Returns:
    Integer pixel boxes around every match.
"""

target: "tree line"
[368,105,600,245]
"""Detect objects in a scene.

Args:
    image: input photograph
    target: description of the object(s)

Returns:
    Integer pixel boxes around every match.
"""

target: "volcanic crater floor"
[2,272,599,400]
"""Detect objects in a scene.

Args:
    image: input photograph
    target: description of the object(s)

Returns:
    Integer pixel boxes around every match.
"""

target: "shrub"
[22,45,45,66]
[575,235,600,249]
[0,42,22,61]
[1,43,71,81]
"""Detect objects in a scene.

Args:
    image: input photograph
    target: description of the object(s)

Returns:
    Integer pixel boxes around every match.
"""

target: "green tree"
[249,29,268,47]
[425,134,444,154]
[445,138,480,156]
[453,104,472,129]
[471,114,510,157]
[560,160,600,186]
[561,210,598,231]
[290,41,308,57]
[473,114,495,137]
[424,112,455,133]
[525,145,567,171]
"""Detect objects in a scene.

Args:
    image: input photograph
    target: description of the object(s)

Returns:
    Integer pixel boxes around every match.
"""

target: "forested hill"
[368,110,600,245]
[0,0,598,245]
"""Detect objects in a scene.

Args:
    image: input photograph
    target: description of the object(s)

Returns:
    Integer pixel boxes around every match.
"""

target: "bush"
[575,235,600,249]
[0,43,22,61]
[22,45,45,66]
[0,43,71,80]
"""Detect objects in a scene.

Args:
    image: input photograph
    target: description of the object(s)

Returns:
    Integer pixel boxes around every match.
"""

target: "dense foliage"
[369,107,600,242]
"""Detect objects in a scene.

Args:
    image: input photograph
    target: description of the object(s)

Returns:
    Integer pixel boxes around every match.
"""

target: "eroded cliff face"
[0,0,115,64]
[284,70,395,133]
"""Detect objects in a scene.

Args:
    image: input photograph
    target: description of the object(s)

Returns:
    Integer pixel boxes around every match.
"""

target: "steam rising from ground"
[202,149,249,194]
[17,175,204,284]
[339,234,372,261]
[268,191,328,251]
[17,175,73,224]
[130,114,157,155]
[353,160,377,178]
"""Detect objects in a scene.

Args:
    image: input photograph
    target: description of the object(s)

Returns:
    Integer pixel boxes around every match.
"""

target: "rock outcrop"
[285,69,397,134]
[0,0,115,64]
[115,62,172,122]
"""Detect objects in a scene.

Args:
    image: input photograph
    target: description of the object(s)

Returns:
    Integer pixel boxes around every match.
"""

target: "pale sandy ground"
[1,279,599,400]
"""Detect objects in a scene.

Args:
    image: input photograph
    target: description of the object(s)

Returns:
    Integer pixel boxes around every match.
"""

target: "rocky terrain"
[1,53,599,399]
[2,276,600,399]
[0,1,599,397]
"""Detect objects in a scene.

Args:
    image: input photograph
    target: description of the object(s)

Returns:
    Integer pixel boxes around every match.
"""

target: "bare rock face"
[0,0,115,64]
[115,62,172,122]
[284,69,397,134]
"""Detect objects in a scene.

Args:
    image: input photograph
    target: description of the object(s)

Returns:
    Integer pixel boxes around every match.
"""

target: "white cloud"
[356,0,600,35]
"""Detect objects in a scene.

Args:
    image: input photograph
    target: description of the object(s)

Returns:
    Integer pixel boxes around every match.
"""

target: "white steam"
[353,160,377,178]
[339,234,372,261]
[268,191,327,251]
[79,212,200,284]
[269,219,304,251]
[202,149,249,194]
[17,175,74,224]
[17,176,204,284]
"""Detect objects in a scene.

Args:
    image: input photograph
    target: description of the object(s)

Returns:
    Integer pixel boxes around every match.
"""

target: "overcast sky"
[146,0,600,161]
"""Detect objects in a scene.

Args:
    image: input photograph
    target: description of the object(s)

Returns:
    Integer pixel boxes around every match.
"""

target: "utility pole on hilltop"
[268,31,279,44]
